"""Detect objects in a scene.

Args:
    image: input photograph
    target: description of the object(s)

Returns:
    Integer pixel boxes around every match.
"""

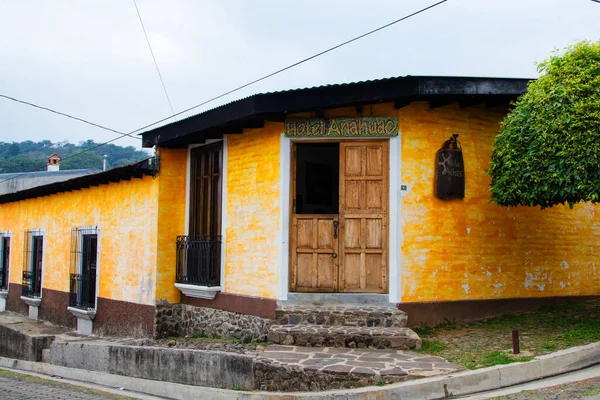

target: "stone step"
[274,304,408,328]
[267,324,422,350]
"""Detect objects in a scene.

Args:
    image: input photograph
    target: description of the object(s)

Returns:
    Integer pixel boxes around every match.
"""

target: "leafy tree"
[0,140,151,173]
[489,40,600,209]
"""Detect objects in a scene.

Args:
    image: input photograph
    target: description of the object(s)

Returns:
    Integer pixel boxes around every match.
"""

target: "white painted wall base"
[67,307,96,335]
[0,290,8,312]
[21,296,41,320]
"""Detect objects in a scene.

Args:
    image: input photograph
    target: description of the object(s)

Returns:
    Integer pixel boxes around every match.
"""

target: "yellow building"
[1,76,598,337]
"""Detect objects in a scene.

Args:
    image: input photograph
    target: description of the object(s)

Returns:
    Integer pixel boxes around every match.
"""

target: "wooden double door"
[290,140,389,293]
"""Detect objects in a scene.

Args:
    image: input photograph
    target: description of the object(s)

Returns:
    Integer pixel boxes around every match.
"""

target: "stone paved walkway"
[256,345,464,378]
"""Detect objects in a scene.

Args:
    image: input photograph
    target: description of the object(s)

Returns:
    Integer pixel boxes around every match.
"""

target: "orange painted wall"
[398,102,600,302]
[155,147,187,304]
[225,123,282,299]
[290,102,600,302]
[0,175,159,305]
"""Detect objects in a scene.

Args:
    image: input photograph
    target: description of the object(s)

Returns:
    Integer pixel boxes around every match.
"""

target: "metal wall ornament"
[284,117,398,138]
[434,134,465,199]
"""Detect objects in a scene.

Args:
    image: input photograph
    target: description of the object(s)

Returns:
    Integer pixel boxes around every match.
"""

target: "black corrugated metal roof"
[0,157,159,205]
[140,75,531,148]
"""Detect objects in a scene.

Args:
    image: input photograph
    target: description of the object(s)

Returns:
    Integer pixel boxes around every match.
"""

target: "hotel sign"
[284,117,398,138]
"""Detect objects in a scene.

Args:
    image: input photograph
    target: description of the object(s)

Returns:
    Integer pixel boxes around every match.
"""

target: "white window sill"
[67,306,97,321]
[20,296,41,307]
[174,283,221,300]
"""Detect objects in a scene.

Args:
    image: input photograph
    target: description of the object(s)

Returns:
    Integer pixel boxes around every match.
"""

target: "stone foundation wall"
[155,304,269,342]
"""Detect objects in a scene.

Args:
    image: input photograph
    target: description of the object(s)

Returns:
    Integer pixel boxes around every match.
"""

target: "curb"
[1,341,599,400]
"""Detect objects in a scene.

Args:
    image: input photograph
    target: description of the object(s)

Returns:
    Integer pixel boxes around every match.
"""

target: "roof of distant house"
[0,169,101,196]
[0,158,158,204]
[140,75,531,148]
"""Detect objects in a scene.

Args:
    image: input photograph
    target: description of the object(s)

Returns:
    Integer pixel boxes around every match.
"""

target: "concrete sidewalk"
[455,363,600,399]
[0,312,599,399]
[0,341,599,399]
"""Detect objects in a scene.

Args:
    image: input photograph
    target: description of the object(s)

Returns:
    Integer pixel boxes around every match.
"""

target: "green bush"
[489,40,600,209]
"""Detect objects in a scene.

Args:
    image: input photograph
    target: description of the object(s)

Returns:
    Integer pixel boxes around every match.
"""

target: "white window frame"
[23,229,45,299]
[72,226,100,310]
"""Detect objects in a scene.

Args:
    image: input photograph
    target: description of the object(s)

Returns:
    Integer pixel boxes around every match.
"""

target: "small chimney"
[47,153,61,171]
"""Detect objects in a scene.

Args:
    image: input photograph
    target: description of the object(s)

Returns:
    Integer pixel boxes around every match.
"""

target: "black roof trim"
[141,75,531,148]
[0,157,159,205]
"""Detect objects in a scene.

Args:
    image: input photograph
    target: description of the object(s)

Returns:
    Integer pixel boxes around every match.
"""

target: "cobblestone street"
[0,369,139,400]
[488,377,600,399]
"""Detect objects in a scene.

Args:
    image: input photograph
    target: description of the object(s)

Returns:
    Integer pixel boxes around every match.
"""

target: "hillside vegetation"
[0,140,151,173]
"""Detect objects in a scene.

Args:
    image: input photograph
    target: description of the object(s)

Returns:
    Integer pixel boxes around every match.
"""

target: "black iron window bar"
[22,270,41,298]
[69,273,96,310]
[176,235,221,287]
[69,227,98,310]
[22,230,42,298]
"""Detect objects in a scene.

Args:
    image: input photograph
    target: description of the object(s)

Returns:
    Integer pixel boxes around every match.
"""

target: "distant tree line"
[0,140,152,173]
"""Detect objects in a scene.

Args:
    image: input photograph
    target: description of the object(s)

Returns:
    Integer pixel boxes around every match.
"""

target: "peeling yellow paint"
[399,101,600,302]
[155,147,187,304]
[0,175,159,305]
[291,101,600,302]
[225,123,281,299]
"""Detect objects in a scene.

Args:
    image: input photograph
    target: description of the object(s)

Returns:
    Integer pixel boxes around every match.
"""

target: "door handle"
[332,253,337,258]
[333,221,339,239]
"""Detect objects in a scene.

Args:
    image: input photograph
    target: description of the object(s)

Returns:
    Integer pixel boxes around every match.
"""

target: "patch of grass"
[480,351,534,368]
[417,340,447,354]
[542,342,558,352]
[376,379,386,387]
[416,299,600,370]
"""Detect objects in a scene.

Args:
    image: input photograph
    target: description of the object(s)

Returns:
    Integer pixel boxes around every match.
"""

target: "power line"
[0,95,143,186]
[0,94,140,140]
[0,1,447,185]
[133,0,175,115]
[0,134,144,186]
[130,0,448,135]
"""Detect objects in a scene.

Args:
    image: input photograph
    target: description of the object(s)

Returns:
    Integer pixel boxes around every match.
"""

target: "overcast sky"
[0,0,598,150]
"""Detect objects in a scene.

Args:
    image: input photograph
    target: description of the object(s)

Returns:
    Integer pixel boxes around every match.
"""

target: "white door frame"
[278,134,402,302]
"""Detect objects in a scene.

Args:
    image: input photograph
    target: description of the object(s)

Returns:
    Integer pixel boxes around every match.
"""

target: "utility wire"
[0,0,447,185]
[0,95,142,186]
[130,0,448,135]
[0,134,143,186]
[0,94,140,140]
[133,0,175,115]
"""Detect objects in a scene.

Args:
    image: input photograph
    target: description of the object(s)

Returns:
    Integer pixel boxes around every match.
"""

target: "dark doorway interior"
[0,237,9,290]
[31,236,43,297]
[295,143,339,214]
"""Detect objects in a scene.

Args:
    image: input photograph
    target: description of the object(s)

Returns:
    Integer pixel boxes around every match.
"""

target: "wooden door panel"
[296,219,313,248]
[366,181,384,210]
[366,146,383,176]
[366,219,383,248]
[317,219,334,249]
[339,141,389,293]
[344,147,363,176]
[344,219,361,249]
[366,254,384,290]
[296,254,313,288]
[344,181,362,210]
[291,215,338,292]
[343,253,362,289]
